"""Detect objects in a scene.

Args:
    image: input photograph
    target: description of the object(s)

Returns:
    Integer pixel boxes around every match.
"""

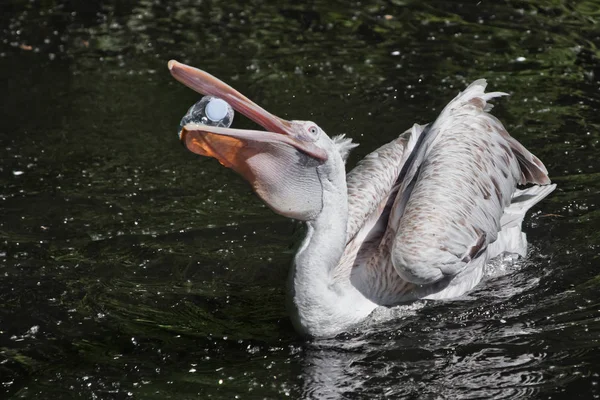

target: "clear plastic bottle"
[178,96,234,135]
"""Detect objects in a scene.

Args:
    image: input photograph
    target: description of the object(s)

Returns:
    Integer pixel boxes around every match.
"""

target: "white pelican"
[168,60,555,338]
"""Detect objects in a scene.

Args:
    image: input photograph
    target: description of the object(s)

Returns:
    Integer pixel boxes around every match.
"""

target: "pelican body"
[168,60,555,337]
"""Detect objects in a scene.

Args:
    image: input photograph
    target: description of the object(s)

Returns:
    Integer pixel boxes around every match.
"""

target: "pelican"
[168,60,555,338]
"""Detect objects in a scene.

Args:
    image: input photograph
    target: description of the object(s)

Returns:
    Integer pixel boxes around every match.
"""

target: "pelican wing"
[381,80,552,286]
[345,124,426,243]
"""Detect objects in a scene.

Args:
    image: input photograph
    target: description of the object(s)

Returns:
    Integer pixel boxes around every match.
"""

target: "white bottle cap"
[205,98,229,122]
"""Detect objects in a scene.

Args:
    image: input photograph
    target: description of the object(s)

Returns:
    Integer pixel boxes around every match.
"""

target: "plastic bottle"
[178,96,234,135]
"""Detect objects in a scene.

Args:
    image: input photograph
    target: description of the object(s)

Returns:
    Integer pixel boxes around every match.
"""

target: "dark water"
[1,0,599,398]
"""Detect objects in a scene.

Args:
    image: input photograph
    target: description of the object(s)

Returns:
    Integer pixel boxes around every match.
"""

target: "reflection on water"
[1,0,600,398]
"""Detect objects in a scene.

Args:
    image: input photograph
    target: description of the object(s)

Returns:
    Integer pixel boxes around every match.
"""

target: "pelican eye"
[308,126,318,135]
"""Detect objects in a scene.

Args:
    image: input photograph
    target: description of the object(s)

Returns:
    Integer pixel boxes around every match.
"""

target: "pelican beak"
[168,60,327,162]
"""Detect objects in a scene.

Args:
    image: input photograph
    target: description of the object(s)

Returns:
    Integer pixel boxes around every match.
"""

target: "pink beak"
[168,60,327,161]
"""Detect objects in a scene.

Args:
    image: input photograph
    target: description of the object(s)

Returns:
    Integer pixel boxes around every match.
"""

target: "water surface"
[1,0,599,398]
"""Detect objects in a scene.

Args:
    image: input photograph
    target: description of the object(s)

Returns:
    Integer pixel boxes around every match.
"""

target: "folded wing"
[381,80,553,289]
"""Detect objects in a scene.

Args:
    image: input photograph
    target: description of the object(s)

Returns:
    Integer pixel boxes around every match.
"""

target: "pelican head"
[168,60,354,221]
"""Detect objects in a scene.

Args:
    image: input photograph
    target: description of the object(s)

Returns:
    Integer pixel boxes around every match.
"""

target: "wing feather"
[382,79,552,286]
[341,80,553,304]
[345,124,426,243]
